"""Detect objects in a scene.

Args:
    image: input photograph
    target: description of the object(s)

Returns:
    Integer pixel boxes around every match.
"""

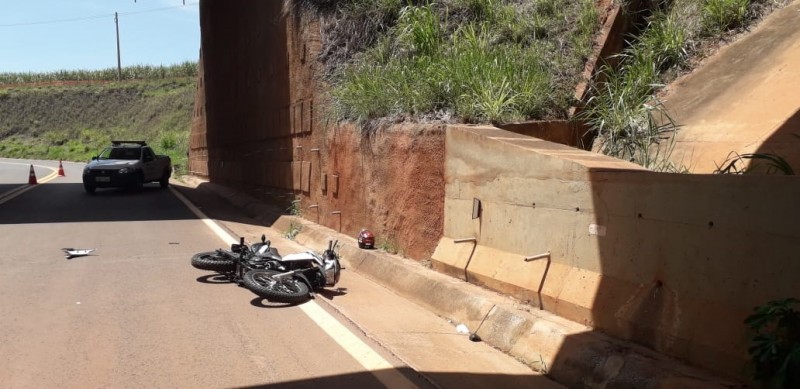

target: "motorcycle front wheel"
[243,269,310,304]
[191,251,236,272]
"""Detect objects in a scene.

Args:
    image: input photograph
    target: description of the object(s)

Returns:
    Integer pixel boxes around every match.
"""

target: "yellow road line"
[0,162,59,205]
[170,186,419,388]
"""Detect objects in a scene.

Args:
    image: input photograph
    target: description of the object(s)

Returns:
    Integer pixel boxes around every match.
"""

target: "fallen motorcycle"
[190,234,282,284]
[242,240,341,304]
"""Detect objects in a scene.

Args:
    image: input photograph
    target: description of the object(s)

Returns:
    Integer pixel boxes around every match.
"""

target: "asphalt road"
[0,159,428,389]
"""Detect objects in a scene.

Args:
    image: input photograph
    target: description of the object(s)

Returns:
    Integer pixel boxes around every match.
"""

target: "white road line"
[297,302,418,388]
[170,187,238,246]
[170,186,419,388]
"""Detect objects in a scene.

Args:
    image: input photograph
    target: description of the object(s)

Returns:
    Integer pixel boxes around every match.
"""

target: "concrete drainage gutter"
[272,216,741,389]
[176,179,741,388]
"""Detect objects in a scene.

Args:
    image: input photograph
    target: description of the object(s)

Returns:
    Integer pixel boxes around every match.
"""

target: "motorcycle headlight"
[323,259,341,286]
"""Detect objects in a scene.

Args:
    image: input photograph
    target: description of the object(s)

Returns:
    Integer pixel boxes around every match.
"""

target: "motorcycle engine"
[247,256,275,270]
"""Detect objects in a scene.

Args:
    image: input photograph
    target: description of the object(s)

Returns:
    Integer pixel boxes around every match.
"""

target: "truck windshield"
[99,147,141,160]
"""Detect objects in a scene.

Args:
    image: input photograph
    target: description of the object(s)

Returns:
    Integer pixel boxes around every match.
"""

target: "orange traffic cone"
[28,165,38,185]
[58,160,65,177]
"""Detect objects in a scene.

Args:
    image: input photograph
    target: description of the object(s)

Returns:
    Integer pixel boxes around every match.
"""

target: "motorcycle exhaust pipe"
[271,270,296,280]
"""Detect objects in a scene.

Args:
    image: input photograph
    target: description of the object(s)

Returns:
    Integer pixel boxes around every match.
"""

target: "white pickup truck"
[82,140,172,194]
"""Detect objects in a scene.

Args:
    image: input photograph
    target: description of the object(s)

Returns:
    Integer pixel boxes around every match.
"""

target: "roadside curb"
[174,177,741,388]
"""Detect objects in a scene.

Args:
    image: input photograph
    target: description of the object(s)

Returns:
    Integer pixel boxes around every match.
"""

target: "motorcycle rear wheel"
[243,269,310,304]
[191,251,236,272]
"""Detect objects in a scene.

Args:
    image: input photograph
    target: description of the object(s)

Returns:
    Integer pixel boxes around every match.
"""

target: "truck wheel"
[159,169,170,189]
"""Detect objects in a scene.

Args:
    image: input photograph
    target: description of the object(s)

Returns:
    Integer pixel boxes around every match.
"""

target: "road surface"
[0,158,561,389]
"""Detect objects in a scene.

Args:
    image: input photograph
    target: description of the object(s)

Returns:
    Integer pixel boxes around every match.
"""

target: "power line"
[0,2,198,28]
[0,14,109,28]
[119,3,199,17]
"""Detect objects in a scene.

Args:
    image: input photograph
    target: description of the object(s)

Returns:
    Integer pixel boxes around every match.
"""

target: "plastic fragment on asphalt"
[456,324,470,334]
[62,248,96,259]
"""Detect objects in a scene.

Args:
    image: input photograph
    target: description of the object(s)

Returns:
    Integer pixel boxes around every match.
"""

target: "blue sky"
[0,0,200,73]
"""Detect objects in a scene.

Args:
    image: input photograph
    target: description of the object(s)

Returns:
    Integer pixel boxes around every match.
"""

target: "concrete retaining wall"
[271,213,737,388]
[432,125,800,381]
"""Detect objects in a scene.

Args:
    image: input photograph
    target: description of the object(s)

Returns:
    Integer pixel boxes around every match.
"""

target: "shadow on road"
[0,181,280,229]
[195,274,234,284]
[249,297,300,309]
[238,368,562,389]
[318,288,348,300]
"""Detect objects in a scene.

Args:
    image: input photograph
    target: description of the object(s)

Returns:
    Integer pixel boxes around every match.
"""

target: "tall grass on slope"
[445,24,551,123]
[333,22,553,124]
[580,7,688,172]
[322,0,598,124]
[703,0,749,33]
[0,80,194,174]
[0,62,197,85]
[581,0,792,172]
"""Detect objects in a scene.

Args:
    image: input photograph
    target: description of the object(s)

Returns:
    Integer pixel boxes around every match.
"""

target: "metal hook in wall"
[523,251,551,310]
[308,204,319,223]
[454,237,478,282]
[331,211,342,232]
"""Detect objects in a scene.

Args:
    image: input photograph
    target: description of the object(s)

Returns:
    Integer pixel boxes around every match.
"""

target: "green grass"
[703,0,750,33]
[580,0,788,171]
[714,152,795,175]
[579,5,691,171]
[0,78,195,173]
[0,128,190,173]
[395,3,442,57]
[284,221,303,240]
[300,0,599,124]
[377,236,402,255]
[0,62,197,85]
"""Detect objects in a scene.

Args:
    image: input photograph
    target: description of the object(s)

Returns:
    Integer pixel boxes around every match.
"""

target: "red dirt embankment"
[310,124,445,260]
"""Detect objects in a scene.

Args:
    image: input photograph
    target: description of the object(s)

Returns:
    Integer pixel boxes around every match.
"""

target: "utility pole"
[115,12,122,81]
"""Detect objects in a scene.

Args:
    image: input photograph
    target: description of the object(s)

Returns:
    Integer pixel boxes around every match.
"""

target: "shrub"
[703,0,750,34]
[745,298,800,388]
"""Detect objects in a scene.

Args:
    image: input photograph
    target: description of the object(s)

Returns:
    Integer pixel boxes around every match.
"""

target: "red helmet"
[358,229,375,249]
